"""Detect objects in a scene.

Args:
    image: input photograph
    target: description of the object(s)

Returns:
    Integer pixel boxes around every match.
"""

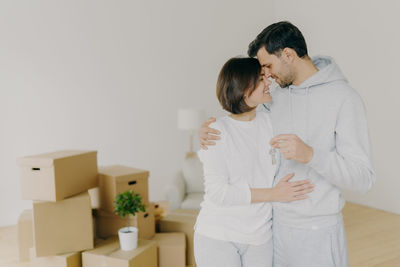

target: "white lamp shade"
[178,108,203,130]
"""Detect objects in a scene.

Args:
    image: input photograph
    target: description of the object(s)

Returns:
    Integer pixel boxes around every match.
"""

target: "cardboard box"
[154,201,169,222]
[82,236,157,267]
[152,233,185,267]
[18,150,98,201]
[96,203,155,239]
[157,209,199,266]
[99,165,149,212]
[33,192,94,257]
[17,209,33,262]
[29,247,81,267]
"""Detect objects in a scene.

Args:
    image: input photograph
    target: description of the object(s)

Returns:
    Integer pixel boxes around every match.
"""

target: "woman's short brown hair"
[216,57,261,114]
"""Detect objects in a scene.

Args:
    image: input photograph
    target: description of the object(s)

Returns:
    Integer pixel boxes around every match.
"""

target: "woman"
[194,57,314,267]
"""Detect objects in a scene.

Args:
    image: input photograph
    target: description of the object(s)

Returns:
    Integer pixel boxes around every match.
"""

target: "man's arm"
[271,92,375,193]
[306,93,375,193]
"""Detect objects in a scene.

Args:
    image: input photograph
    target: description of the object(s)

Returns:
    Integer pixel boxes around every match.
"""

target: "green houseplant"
[113,190,146,251]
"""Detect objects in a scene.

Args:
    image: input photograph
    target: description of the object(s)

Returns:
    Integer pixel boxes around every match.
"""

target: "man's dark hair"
[248,21,308,58]
[216,57,261,114]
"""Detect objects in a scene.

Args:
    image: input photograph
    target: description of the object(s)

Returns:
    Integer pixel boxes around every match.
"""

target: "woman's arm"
[199,123,313,206]
[250,173,314,203]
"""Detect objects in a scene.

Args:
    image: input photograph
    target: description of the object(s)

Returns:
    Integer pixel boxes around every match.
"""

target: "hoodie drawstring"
[306,86,310,143]
[289,86,312,181]
[289,87,294,133]
[289,86,310,142]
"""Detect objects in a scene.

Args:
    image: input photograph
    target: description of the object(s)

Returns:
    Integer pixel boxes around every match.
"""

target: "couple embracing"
[193,21,375,267]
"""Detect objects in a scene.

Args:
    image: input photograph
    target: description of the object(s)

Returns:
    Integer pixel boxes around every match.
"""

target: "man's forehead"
[256,48,274,64]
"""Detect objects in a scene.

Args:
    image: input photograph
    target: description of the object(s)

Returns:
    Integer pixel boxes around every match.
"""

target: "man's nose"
[262,67,271,77]
[263,72,272,79]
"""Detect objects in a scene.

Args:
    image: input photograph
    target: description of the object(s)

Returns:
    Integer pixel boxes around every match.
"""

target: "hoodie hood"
[290,55,348,90]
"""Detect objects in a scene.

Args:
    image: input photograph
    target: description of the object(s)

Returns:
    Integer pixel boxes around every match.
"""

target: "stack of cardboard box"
[16,150,188,267]
[17,150,98,267]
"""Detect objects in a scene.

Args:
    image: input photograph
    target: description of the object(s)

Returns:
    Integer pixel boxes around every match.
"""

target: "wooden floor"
[1,202,399,267]
[342,203,400,266]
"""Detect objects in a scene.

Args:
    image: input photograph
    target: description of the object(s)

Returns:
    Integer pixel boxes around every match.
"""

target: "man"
[199,21,375,267]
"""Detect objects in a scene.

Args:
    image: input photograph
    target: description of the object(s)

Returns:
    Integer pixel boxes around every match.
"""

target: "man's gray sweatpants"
[273,216,349,267]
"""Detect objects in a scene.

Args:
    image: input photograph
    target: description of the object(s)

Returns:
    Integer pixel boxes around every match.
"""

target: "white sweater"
[195,111,276,245]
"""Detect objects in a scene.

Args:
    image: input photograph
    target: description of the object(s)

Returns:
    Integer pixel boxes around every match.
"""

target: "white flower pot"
[118,226,138,251]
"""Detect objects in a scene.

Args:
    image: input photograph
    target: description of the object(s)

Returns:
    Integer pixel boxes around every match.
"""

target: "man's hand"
[198,117,221,149]
[270,134,314,164]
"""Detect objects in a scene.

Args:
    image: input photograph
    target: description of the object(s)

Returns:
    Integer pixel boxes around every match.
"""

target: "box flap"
[84,237,156,259]
[17,150,97,168]
[29,247,80,259]
[99,165,149,179]
[108,239,156,260]
[173,209,199,216]
[97,205,151,219]
[17,156,54,168]
[96,209,127,219]
[161,211,198,225]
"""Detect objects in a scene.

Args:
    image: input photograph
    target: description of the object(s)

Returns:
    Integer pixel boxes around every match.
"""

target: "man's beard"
[276,75,293,88]
[278,79,292,88]
[276,69,295,88]
[277,61,295,88]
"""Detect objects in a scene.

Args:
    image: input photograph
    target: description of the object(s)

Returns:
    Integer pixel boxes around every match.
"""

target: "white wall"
[2,0,399,227]
[0,0,275,226]
[272,0,400,214]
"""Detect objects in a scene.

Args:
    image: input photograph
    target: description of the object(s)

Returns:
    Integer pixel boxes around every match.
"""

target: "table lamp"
[178,108,203,158]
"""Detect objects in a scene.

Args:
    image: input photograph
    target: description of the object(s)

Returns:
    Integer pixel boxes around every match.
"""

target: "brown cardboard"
[29,247,81,267]
[17,209,33,262]
[96,203,155,239]
[154,201,169,222]
[172,209,199,216]
[82,236,157,267]
[152,233,185,267]
[18,150,98,201]
[157,209,199,266]
[99,165,149,212]
[33,192,94,257]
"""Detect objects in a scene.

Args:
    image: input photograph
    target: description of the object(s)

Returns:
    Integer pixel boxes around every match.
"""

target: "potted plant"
[113,190,146,251]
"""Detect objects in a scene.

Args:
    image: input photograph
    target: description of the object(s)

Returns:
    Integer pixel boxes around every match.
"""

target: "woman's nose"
[263,78,271,86]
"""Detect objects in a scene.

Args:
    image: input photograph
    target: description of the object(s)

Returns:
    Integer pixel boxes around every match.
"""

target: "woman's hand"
[271,173,314,202]
[198,117,221,149]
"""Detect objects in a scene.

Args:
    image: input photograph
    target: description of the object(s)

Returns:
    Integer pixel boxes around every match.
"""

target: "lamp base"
[185,151,197,159]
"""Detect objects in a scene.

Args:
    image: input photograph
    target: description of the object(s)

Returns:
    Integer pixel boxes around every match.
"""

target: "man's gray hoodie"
[267,56,375,228]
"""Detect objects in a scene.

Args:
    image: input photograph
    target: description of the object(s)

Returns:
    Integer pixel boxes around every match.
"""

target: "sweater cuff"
[306,148,326,171]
